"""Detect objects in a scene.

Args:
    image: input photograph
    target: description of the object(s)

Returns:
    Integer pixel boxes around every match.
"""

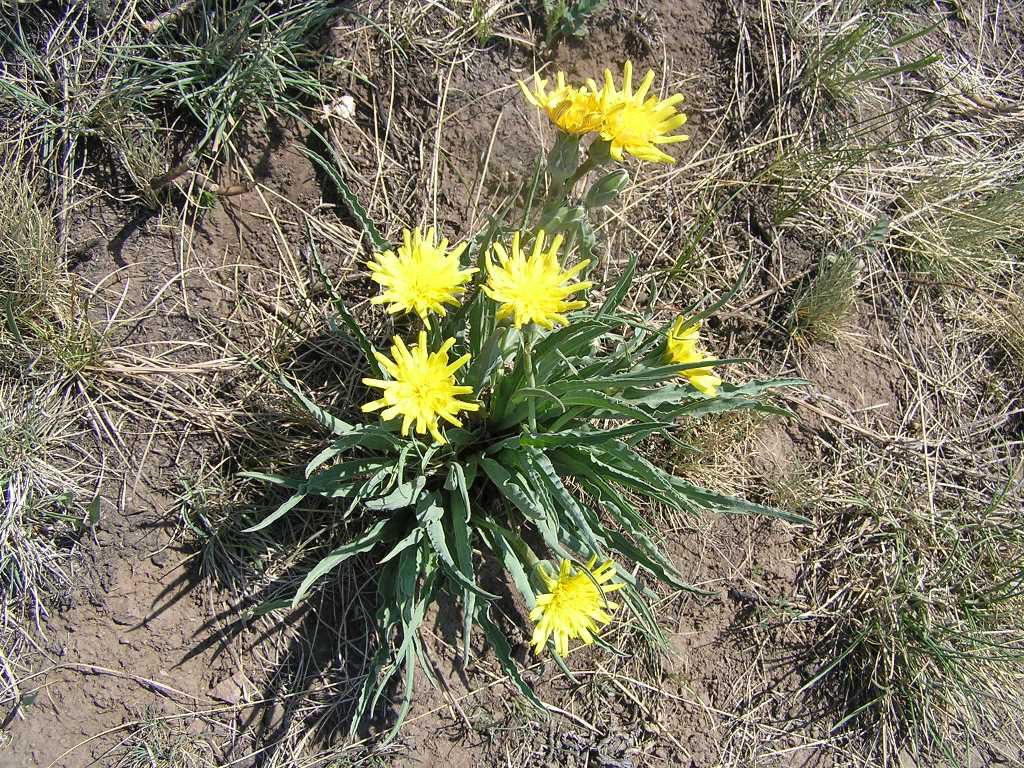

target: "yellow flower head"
[588,60,689,164]
[362,331,479,443]
[367,226,476,328]
[666,317,722,396]
[483,230,592,329]
[519,72,603,136]
[530,557,624,657]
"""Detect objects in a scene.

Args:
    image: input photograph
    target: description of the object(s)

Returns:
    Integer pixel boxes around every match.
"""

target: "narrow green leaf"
[419,493,497,600]
[301,140,389,251]
[242,491,306,533]
[480,456,546,521]
[365,476,426,511]
[522,422,670,449]
[278,375,354,436]
[448,464,478,660]
[527,448,604,555]
[239,470,300,488]
[478,608,542,709]
[597,250,637,316]
[292,518,390,605]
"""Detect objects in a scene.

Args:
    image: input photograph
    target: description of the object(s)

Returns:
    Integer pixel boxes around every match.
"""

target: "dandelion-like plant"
[483,229,592,329]
[666,317,723,396]
[362,331,479,443]
[249,60,805,744]
[590,61,690,163]
[530,557,624,657]
[367,226,475,327]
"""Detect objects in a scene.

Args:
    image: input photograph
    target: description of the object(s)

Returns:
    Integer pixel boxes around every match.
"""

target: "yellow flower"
[519,72,603,136]
[666,317,722,396]
[362,331,479,443]
[483,230,592,329]
[588,60,689,163]
[367,226,476,328]
[530,557,624,657]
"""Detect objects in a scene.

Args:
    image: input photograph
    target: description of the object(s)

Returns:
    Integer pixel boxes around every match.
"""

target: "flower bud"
[584,169,629,208]
[547,133,580,182]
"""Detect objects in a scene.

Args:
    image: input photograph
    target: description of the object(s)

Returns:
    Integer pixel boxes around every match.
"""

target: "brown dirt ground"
[4,1,920,766]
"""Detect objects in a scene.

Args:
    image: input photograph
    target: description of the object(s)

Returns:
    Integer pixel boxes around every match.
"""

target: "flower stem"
[522,324,538,433]
[564,139,612,193]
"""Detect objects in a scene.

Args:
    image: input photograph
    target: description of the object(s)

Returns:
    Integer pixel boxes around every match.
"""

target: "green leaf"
[480,522,537,610]
[479,456,546,521]
[668,477,809,524]
[478,608,543,709]
[301,140,389,251]
[521,422,670,449]
[305,458,388,496]
[239,470,301,489]
[278,375,354,436]
[328,300,382,378]
[242,491,306,533]
[527,448,604,556]
[247,597,293,618]
[448,464,478,659]
[292,518,390,605]
[597,250,637,316]
[517,386,651,423]
[349,645,390,740]
[305,427,403,477]
[379,526,423,564]
[365,476,426,512]
[418,492,497,600]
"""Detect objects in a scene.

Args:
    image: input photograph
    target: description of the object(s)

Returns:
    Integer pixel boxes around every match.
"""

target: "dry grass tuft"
[800,447,1024,764]
[109,715,216,768]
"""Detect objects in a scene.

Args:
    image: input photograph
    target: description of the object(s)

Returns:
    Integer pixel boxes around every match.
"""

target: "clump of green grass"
[134,0,340,159]
[802,451,1024,764]
[0,160,102,374]
[789,251,858,343]
[541,0,606,47]
[1,0,344,204]
[786,4,940,112]
[0,3,160,200]
[0,375,98,713]
[898,176,1024,281]
[111,715,215,768]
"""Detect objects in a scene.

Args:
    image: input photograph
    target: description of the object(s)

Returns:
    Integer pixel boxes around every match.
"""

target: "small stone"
[151,550,170,567]
[111,611,141,627]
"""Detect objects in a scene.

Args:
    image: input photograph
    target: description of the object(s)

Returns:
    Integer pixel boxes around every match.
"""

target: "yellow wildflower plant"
[666,317,723,396]
[519,72,603,136]
[588,60,689,164]
[530,557,624,657]
[483,229,592,329]
[367,226,476,328]
[248,61,804,739]
[362,331,479,444]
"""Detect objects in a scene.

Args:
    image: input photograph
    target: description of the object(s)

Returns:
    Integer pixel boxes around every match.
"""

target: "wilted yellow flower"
[666,317,722,396]
[362,331,479,444]
[367,226,476,328]
[588,60,689,163]
[483,230,591,329]
[530,557,623,657]
[519,72,603,136]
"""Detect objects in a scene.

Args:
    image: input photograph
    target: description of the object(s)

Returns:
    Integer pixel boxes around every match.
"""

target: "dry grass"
[108,715,216,768]
[2,0,1023,765]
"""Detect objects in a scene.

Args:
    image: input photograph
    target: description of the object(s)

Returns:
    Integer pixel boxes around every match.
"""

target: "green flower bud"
[584,169,629,208]
[547,132,581,182]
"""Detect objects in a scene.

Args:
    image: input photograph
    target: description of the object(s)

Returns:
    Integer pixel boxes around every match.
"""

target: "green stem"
[522,323,538,433]
[564,153,599,195]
